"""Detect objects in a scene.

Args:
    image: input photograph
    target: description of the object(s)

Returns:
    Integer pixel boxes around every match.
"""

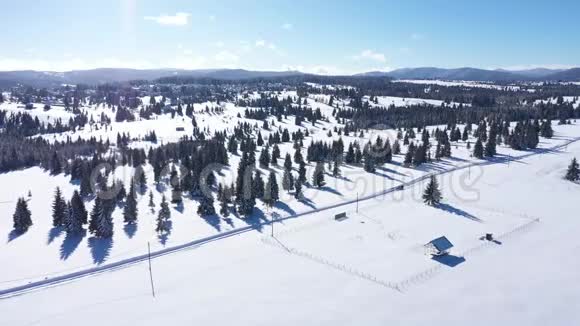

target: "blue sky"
[0,0,578,73]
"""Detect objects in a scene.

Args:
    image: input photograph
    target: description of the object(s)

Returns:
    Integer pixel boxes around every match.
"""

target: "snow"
[2,91,580,324]
[534,96,580,108]
[394,79,528,92]
[365,95,467,108]
[2,126,580,325]
[0,101,75,124]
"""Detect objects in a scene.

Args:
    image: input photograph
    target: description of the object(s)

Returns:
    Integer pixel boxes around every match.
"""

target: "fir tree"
[13,198,33,233]
[282,169,295,192]
[88,197,103,235]
[332,159,341,177]
[294,148,303,164]
[71,190,88,225]
[94,200,114,238]
[64,200,83,234]
[123,182,138,224]
[148,191,155,209]
[565,157,580,182]
[423,176,442,206]
[284,153,293,171]
[484,139,496,157]
[252,171,265,200]
[473,139,484,159]
[156,196,171,233]
[259,147,271,168]
[298,161,307,184]
[312,163,326,188]
[52,187,67,227]
[271,144,280,165]
[197,193,216,216]
[294,179,303,199]
[264,172,279,207]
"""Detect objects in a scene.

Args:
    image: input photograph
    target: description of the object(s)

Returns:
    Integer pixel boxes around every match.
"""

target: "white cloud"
[144,12,190,26]
[352,49,386,63]
[281,23,293,30]
[212,41,225,48]
[255,40,266,47]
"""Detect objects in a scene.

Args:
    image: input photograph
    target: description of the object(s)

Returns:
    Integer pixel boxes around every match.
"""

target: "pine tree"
[423,176,442,206]
[565,157,580,182]
[94,200,114,238]
[71,190,88,225]
[294,179,303,199]
[271,144,280,165]
[259,147,271,168]
[312,163,326,188]
[282,169,294,192]
[148,191,155,209]
[197,193,216,216]
[156,196,171,233]
[219,185,230,217]
[484,139,496,157]
[252,171,265,200]
[123,182,138,224]
[284,153,293,171]
[473,139,484,159]
[64,200,83,234]
[363,145,376,173]
[264,172,279,207]
[52,187,67,227]
[89,197,103,235]
[298,161,307,184]
[333,159,341,177]
[294,148,303,164]
[13,198,32,233]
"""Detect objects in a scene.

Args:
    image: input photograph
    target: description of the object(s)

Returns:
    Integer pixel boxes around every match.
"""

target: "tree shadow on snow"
[436,203,483,223]
[274,201,296,216]
[298,197,317,210]
[201,214,222,232]
[124,223,138,239]
[47,227,64,245]
[318,186,343,196]
[238,209,266,233]
[7,229,27,243]
[173,202,184,214]
[60,229,86,260]
[87,236,113,265]
[432,254,466,267]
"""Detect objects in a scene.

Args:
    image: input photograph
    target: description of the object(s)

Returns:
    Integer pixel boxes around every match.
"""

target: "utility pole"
[147,242,156,298]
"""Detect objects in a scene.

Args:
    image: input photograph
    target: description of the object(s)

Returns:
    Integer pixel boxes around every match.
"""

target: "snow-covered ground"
[365,95,467,108]
[0,101,75,124]
[533,96,580,108]
[2,121,580,325]
[394,79,531,92]
[2,89,580,325]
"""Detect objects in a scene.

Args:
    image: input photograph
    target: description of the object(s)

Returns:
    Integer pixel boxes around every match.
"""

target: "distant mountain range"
[0,68,304,87]
[357,67,580,82]
[0,66,579,87]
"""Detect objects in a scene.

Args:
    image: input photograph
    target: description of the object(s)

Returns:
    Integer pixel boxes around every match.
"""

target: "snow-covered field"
[2,121,580,325]
[393,79,528,91]
[2,89,580,325]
